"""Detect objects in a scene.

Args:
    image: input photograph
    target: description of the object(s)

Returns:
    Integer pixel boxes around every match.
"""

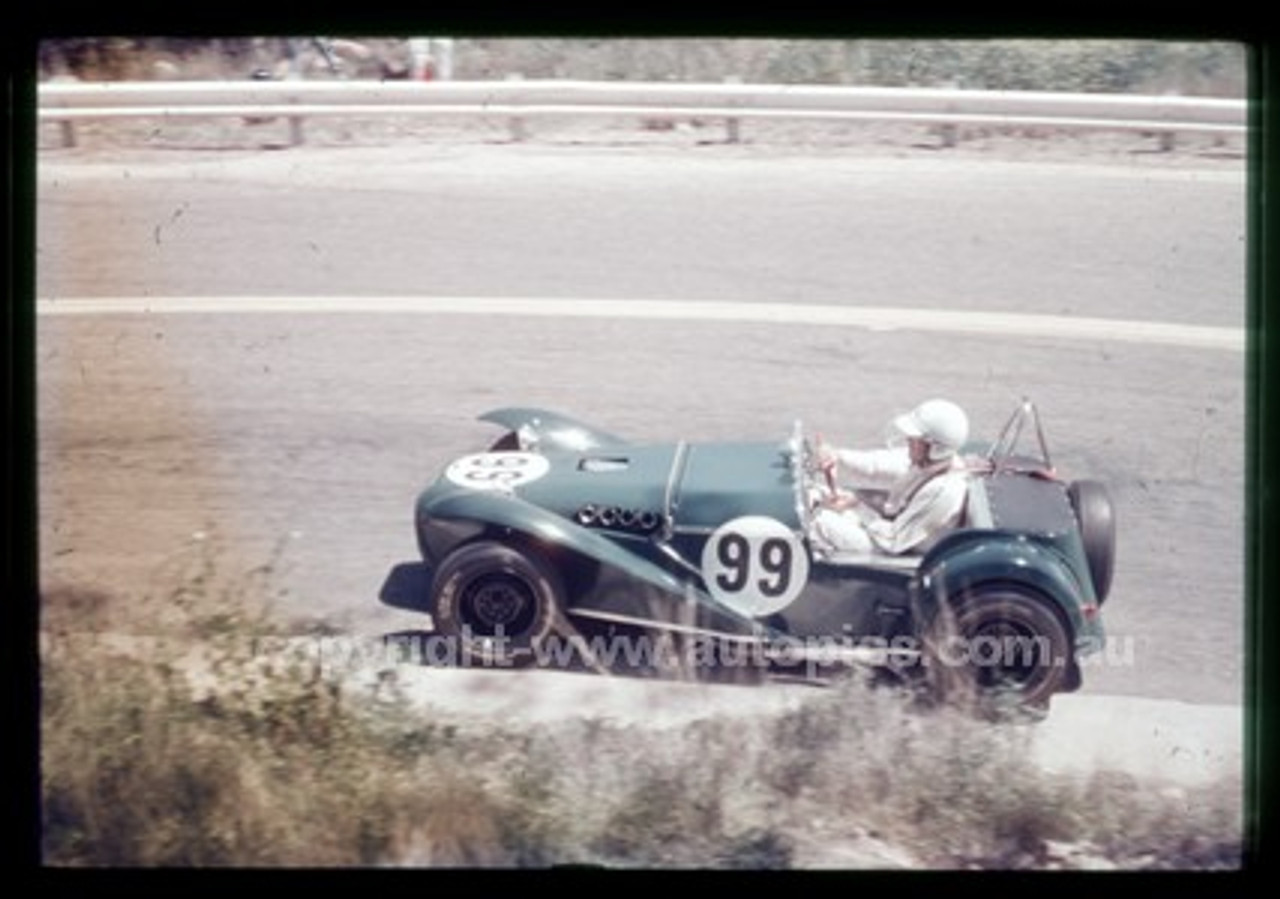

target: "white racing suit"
[812,446,969,556]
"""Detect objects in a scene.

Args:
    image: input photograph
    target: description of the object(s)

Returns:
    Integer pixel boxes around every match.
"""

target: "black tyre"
[925,587,1073,718]
[431,541,562,667]
[488,431,521,451]
[1067,480,1116,603]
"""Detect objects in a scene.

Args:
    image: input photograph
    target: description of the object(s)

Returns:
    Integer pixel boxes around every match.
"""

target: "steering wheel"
[791,421,852,520]
[813,431,840,496]
[790,421,819,527]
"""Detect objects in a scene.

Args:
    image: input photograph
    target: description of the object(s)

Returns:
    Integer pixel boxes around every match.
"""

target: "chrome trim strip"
[564,608,921,667]
[565,607,766,644]
[669,524,717,536]
[654,539,708,581]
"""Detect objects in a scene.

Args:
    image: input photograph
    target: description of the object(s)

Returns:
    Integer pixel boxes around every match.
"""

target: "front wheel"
[430,541,562,668]
[923,587,1073,718]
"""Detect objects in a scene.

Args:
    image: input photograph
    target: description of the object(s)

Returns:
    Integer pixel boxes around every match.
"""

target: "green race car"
[386,400,1115,714]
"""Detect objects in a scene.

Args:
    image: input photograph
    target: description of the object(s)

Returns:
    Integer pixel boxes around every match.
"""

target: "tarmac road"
[36,139,1248,715]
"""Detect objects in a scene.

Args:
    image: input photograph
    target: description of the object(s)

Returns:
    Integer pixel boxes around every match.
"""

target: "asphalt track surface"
[36,139,1247,723]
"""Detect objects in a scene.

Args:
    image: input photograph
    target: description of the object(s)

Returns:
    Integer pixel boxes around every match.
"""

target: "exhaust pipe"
[577,505,661,532]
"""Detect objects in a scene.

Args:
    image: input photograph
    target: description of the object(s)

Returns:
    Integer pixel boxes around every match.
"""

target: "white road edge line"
[35,296,1245,353]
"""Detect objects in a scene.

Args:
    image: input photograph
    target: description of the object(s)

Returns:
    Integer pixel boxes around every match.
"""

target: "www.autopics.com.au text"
[248,629,1137,679]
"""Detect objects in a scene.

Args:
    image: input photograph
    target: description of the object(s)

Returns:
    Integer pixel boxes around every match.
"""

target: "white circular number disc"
[446,452,550,491]
[701,515,809,617]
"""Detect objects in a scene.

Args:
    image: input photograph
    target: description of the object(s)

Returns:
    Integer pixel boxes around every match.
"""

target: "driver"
[811,399,971,556]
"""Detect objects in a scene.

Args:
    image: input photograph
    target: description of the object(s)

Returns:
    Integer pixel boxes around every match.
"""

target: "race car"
[386,399,1115,713]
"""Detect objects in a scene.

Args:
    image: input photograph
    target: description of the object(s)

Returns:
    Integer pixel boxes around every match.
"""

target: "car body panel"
[920,530,1099,640]
[672,441,803,529]
[480,406,627,452]
[517,443,677,527]
[415,483,770,640]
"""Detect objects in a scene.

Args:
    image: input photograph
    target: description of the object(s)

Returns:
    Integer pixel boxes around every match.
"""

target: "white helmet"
[891,399,969,462]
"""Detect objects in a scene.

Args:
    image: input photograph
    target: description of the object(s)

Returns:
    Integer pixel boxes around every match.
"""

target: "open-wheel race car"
[387,400,1116,715]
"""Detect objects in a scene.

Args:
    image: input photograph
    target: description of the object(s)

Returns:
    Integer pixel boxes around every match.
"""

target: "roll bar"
[986,397,1054,474]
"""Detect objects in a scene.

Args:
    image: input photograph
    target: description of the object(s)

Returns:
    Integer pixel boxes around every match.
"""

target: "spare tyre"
[1067,480,1116,603]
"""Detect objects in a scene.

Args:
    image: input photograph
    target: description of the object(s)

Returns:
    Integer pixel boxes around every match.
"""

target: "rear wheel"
[924,587,1072,718]
[431,541,561,667]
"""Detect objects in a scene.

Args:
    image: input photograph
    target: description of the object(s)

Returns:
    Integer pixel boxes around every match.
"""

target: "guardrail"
[38,79,1247,149]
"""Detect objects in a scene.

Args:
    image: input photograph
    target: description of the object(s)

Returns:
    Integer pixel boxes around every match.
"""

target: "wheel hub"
[969,619,1044,688]
[462,574,534,635]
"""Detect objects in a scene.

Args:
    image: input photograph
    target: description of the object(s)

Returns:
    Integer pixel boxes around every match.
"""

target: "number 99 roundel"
[701,516,809,617]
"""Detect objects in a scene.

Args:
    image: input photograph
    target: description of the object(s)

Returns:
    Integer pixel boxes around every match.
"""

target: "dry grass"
[40,537,1243,868]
